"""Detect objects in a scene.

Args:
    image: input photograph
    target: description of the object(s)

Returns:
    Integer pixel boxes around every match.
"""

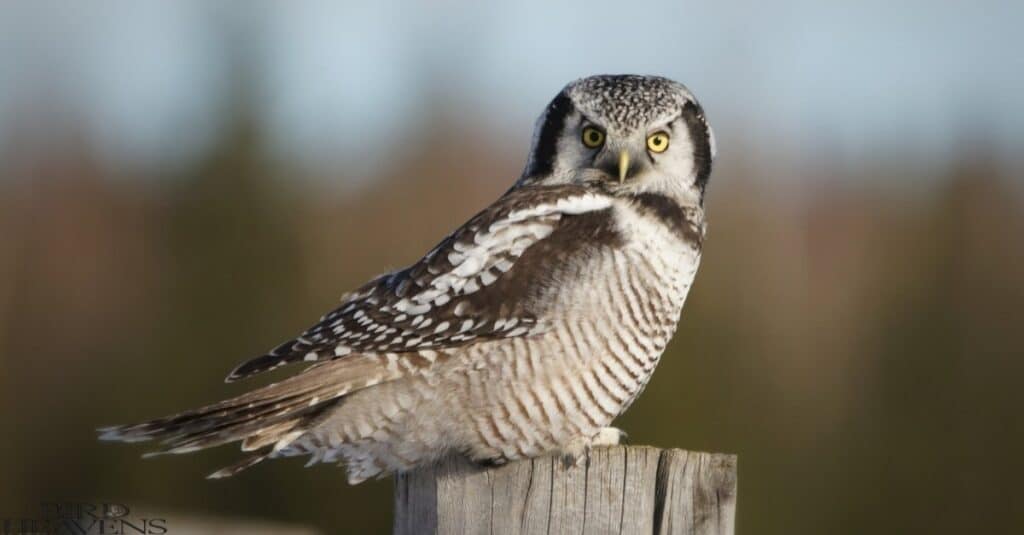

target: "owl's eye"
[647,132,670,153]
[581,127,605,148]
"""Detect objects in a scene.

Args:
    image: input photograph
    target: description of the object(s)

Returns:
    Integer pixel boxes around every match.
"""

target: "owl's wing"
[226,184,617,382]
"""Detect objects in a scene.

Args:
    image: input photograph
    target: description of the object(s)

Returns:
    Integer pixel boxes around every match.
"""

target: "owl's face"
[521,75,715,205]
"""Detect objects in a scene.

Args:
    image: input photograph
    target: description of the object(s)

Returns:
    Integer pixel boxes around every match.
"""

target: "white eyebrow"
[648,113,682,134]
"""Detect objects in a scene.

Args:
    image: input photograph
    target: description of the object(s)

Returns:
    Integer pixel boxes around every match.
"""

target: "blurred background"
[2,1,1022,533]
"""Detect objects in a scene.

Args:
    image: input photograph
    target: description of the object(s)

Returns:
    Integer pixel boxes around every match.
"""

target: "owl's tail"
[98,355,390,479]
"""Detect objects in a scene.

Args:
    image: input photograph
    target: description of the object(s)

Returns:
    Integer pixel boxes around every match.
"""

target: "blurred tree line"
[1,75,1022,534]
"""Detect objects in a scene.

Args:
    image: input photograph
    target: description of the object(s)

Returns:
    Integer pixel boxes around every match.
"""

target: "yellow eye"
[581,126,605,148]
[647,131,670,153]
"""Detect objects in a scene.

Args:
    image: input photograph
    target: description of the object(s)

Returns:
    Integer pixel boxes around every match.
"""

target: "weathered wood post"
[394,446,736,535]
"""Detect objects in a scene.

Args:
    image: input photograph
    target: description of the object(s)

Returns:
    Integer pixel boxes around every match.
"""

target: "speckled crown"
[565,75,697,132]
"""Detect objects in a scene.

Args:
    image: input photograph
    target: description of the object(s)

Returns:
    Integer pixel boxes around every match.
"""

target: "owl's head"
[520,75,715,205]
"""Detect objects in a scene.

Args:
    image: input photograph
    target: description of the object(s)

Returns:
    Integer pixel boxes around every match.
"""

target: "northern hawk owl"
[100,74,716,484]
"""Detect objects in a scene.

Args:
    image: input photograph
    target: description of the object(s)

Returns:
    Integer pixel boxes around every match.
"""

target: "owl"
[100,74,716,484]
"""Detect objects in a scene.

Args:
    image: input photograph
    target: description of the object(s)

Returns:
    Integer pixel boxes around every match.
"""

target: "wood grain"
[394,446,736,535]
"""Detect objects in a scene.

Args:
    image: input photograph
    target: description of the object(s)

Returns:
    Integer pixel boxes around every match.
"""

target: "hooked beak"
[618,150,630,184]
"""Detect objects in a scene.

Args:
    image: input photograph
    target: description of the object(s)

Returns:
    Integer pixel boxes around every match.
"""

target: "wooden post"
[394,446,736,535]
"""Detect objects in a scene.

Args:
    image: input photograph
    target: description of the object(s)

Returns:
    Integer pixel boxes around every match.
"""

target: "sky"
[1,0,1022,178]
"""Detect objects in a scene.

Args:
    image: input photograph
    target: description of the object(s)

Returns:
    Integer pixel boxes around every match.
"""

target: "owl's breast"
[574,200,702,411]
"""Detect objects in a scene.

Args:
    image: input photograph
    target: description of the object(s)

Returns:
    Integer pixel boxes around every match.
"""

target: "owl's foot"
[559,427,628,467]
[475,455,509,468]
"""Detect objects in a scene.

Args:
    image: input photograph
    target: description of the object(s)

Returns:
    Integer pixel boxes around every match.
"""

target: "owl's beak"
[618,150,630,184]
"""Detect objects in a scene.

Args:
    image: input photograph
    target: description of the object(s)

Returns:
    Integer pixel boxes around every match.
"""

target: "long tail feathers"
[99,354,393,479]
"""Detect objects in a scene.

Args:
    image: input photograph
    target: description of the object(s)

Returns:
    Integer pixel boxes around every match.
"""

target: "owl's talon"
[590,427,628,447]
[476,455,508,468]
